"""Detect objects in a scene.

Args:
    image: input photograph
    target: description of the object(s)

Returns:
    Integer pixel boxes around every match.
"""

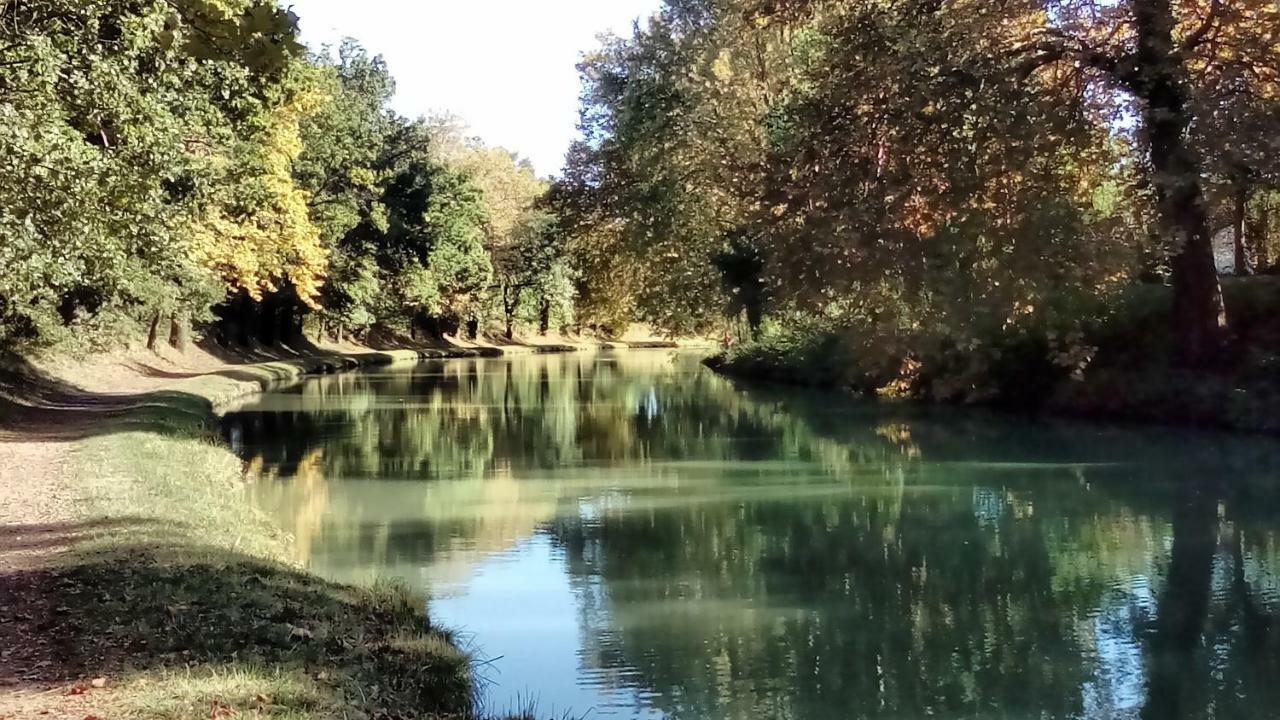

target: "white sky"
[286,0,661,177]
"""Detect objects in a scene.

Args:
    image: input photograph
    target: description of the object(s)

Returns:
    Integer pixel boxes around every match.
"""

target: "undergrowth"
[714,277,1280,432]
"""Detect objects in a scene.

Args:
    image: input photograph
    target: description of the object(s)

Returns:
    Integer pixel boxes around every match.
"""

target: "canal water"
[221,351,1280,719]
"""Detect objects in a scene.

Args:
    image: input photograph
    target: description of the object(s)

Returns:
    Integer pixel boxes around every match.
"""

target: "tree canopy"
[0,7,570,351]
[3,0,1279,393]
[554,0,1280,392]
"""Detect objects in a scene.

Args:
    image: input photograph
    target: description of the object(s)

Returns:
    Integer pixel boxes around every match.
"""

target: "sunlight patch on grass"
[121,664,335,720]
[73,428,290,560]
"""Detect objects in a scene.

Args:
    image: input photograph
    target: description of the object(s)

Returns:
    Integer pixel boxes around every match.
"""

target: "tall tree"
[294,41,400,337]
[1021,0,1280,363]
[0,0,309,350]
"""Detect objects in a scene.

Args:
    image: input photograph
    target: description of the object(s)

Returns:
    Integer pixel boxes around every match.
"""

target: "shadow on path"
[0,539,475,718]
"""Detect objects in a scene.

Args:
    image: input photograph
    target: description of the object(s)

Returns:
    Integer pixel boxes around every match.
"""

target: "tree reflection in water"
[224,351,1280,719]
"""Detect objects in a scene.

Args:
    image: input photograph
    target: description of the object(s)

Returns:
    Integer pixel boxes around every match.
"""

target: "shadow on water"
[223,351,1280,720]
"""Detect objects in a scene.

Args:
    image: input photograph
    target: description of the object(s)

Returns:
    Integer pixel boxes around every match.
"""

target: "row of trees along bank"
[551,0,1280,398]
[0,1,574,355]
[4,0,1280,404]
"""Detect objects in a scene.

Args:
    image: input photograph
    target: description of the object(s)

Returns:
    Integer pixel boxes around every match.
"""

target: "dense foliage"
[4,0,1280,406]
[0,0,311,348]
[556,0,1280,397]
[0,4,565,352]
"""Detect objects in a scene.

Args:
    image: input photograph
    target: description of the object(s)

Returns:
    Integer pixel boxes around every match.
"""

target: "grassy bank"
[0,349,524,719]
[709,277,1280,434]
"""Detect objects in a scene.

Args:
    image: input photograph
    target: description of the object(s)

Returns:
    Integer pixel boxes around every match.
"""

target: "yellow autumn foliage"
[191,88,329,306]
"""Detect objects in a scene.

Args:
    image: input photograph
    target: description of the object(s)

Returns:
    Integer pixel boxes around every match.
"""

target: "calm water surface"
[222,351,1280,719]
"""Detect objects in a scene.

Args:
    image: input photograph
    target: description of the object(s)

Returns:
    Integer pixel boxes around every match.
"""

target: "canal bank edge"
[189,342,691,415]
[702,348,1280,435]
[2,344,651,719]
[193,348,501,415]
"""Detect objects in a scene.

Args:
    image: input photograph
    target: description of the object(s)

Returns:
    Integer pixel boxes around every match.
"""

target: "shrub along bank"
[709,277,1280,434]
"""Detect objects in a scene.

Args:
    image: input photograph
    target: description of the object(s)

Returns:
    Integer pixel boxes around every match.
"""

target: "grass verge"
[4,351,484,719]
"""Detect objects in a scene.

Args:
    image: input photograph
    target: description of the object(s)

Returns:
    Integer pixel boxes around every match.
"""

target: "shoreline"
[148,342,692,416]
[703,351,1280,436]
[0,340,685,719]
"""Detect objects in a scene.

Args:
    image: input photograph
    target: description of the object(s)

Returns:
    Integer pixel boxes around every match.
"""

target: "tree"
[1183,1,1280,276]
[294,41,399,338]
[190,83,328,309]
[423,117,549,337]
[290,52,517,343]
[368,149,492,337]
[1020,0,1280,364]
[561,0,1278,376]
[0,0,309,351]
[558,1,798,336]
[509,210,576,336]
[561,0,1146,381]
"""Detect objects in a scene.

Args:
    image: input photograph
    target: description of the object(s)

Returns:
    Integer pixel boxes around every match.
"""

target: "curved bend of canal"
[222,351,1280,719]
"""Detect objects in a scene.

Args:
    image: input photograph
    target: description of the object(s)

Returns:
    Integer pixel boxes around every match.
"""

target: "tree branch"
[1180,0,1222,53]
[1013,29,1137,87]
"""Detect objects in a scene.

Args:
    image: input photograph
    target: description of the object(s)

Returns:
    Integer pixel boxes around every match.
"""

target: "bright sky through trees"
[287,0,661,177]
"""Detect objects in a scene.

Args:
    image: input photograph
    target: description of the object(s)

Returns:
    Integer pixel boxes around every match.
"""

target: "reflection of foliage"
[557,491,1089,719]
[227,354,1280,719]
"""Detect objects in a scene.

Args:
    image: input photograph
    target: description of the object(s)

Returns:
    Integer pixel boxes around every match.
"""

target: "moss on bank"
[5,350,498,719]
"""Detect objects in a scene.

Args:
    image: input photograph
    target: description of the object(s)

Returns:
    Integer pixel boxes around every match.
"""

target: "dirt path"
[0,437,77,566]
[0,407,105,715]
[0,346,243,717]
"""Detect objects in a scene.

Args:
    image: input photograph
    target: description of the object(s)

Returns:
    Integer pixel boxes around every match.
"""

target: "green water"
[222,351,1280,719]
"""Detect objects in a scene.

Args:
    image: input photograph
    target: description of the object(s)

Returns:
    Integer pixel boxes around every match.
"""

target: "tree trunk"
[277,303,292,346]
[1247,200,1269,271]
[746,299,763,338]
[261,291,291,347]
[242,294,258,347]
[502,284,517,339]
[538,301,550,336]
[1130,0,1228,366]
[1233,184,1249,276]
[146,311,164,352]
[466,318,479,340]
[168,312,189,353]
[1265,202,1275,270]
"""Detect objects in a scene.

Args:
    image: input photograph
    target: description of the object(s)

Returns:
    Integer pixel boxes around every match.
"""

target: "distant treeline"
[4,0,1280,381]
